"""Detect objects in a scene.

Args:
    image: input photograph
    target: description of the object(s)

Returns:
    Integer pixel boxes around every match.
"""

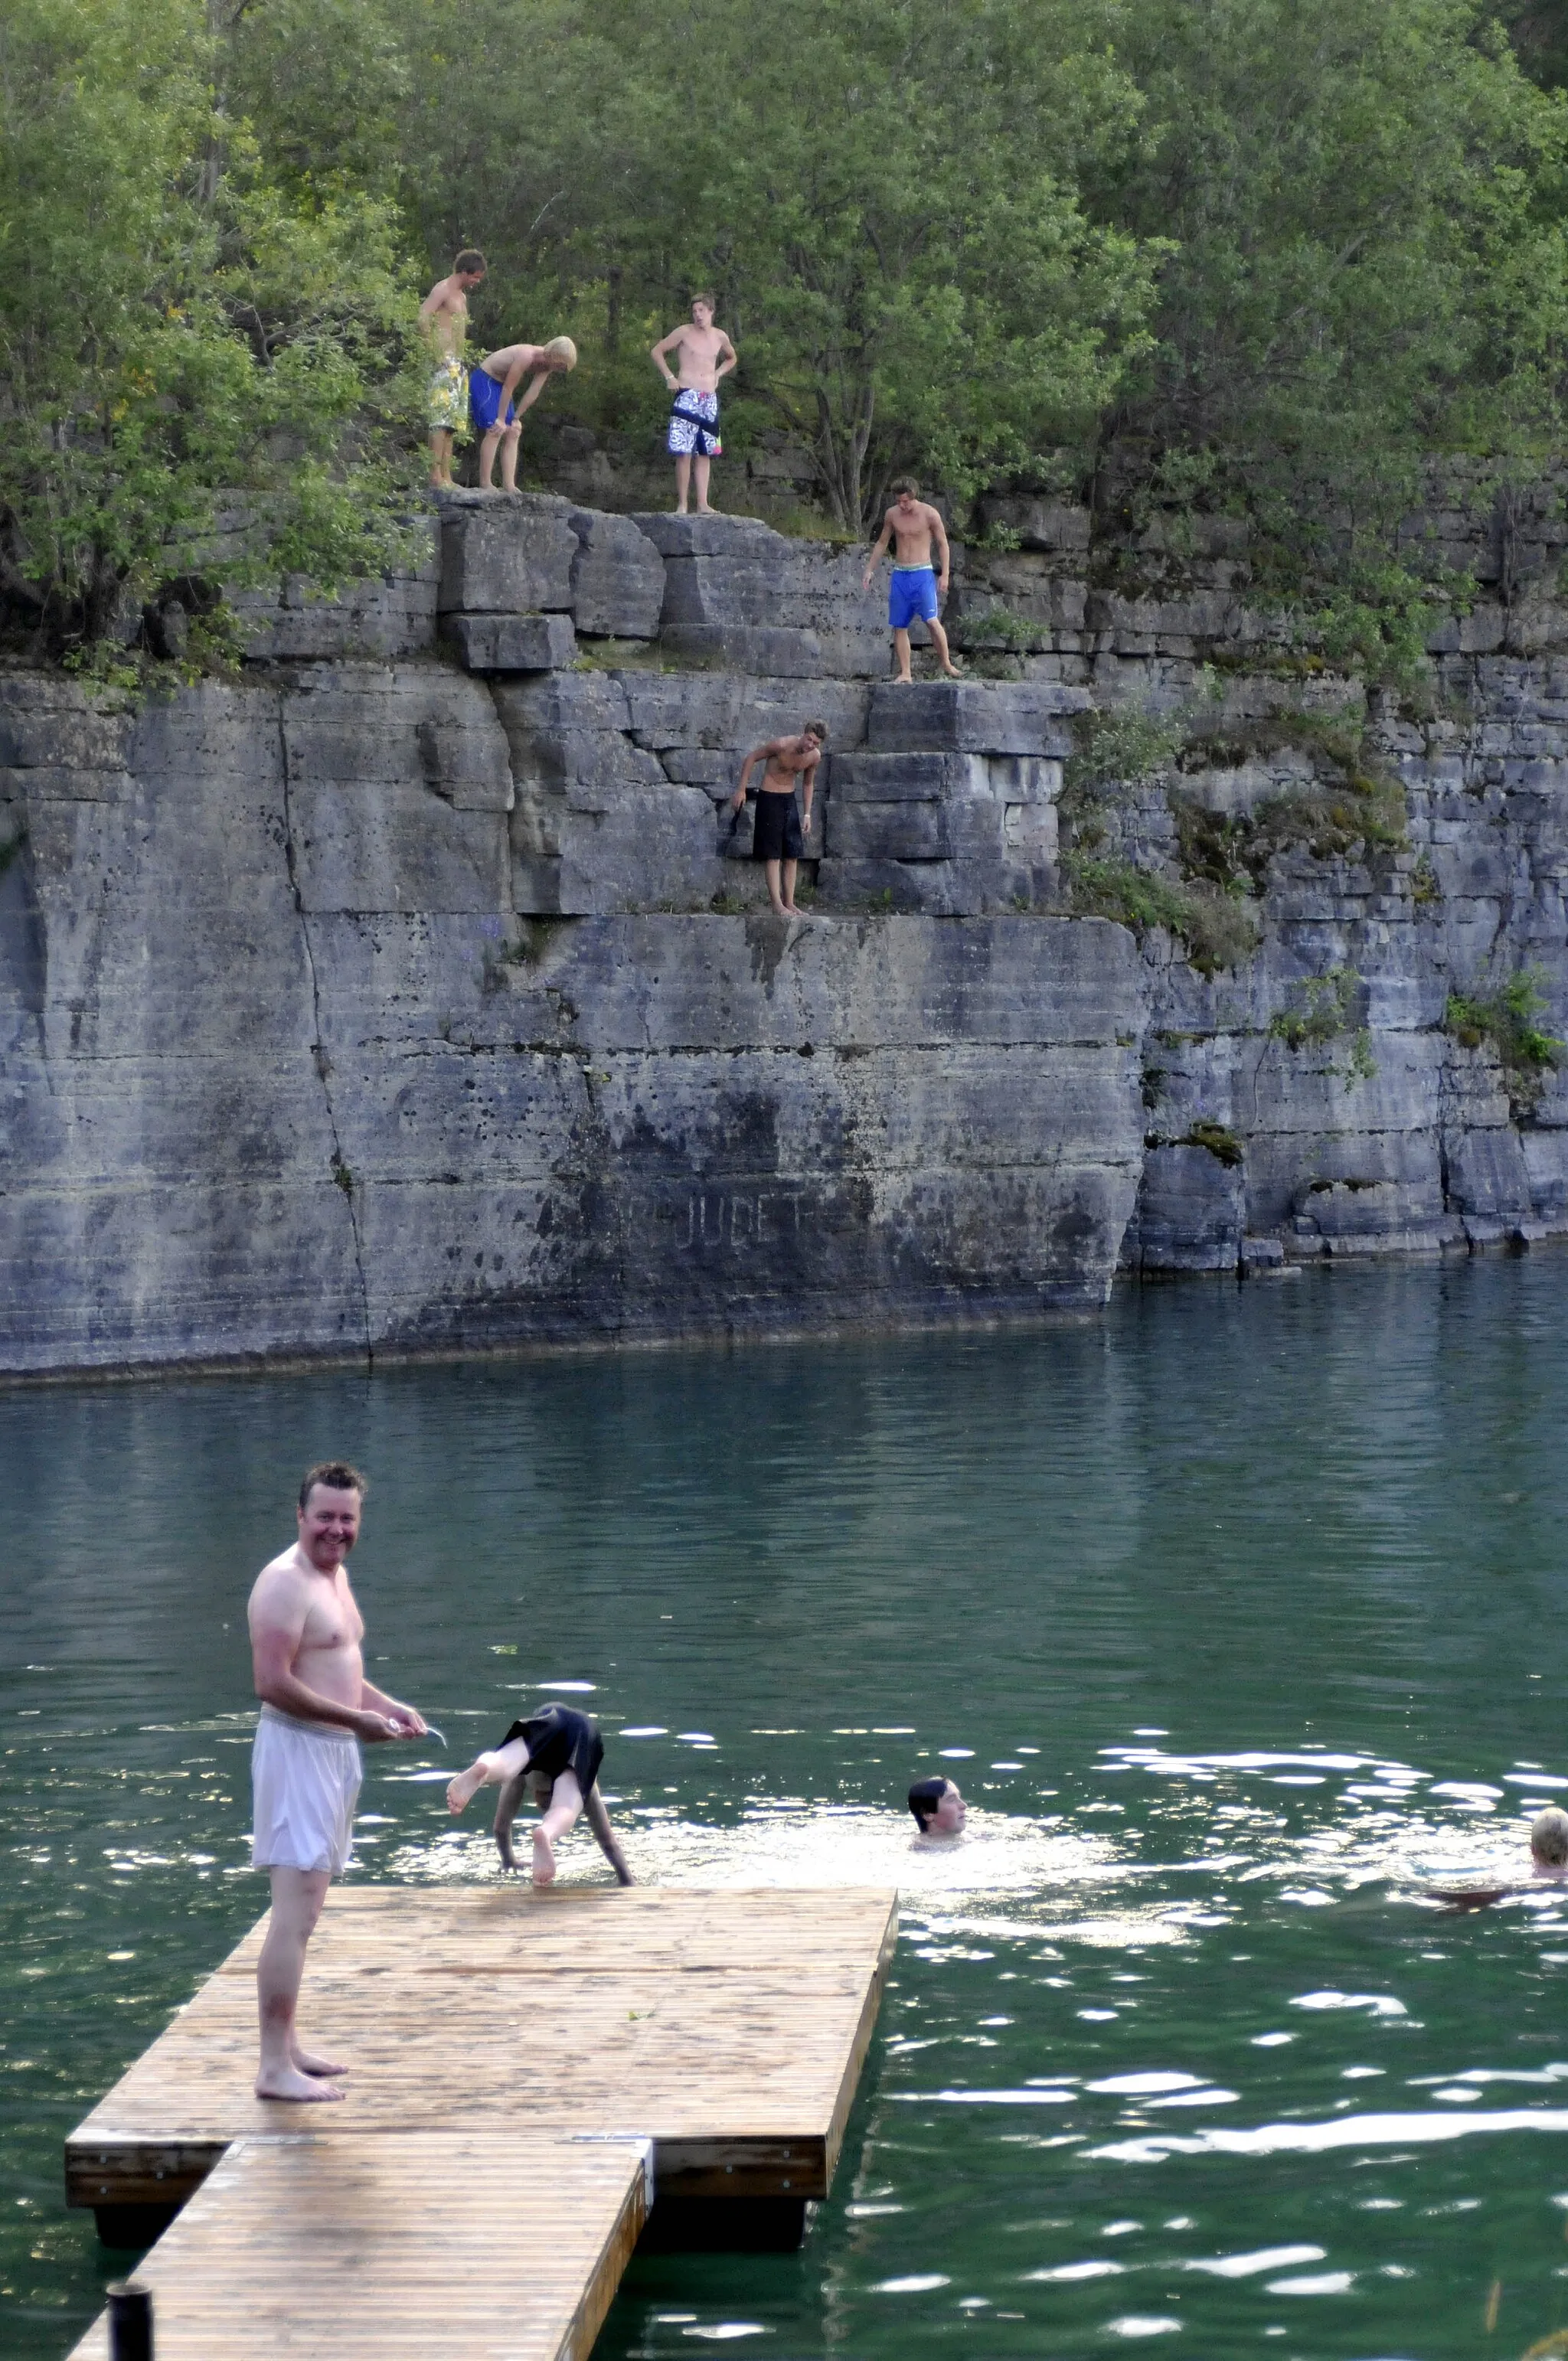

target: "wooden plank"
[208,1883,900,1978]
[64,2130,648,2361]
[67,1887,897,2210]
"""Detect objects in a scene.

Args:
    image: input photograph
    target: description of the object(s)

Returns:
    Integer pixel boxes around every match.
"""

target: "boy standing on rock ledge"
[730,722,827,918]
[652,294,737,514]
[864,478,962,682]
[420,250,487,489]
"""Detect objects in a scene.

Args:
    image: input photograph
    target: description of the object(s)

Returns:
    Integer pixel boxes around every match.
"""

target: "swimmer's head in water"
[908,1776,966,1835]
[1532,1806,1568,1866]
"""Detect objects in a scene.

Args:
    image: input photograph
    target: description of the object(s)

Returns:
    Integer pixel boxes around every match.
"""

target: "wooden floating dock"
[65,2130,650,2361]
[64,1884,897,2360]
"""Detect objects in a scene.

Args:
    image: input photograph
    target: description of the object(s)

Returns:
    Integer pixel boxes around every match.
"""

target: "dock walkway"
[64,1884,897,2361]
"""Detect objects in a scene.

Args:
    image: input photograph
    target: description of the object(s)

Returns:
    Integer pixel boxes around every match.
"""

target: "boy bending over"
[447,1700,632,1885]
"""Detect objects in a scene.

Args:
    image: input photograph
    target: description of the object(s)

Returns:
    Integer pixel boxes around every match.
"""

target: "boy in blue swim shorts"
[469,335,578,491]
[862,477,962,682]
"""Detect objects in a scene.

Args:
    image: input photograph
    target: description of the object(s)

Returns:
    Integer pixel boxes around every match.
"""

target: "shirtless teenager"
[728,722,826,917]
[469,337,578,492]
[863,478,962,682]
[651,296,737,515]
[247,1463,426,2101]
[447,1701,632,1886]
[420,250,487,489]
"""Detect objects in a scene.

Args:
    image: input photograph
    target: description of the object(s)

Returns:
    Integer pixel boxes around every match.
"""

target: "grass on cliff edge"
[1063,851,1262,975]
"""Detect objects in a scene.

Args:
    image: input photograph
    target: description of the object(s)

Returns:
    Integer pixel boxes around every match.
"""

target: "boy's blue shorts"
[469,367,516,433]
[889,566,939,630]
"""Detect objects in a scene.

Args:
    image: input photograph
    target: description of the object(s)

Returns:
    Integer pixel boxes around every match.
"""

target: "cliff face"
[2,487,1566,1374]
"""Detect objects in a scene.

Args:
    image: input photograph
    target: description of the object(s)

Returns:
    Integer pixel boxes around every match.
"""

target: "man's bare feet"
[292,2044,348,2076]
[940,659,964,679]
[495,1824,518,1872]
[894,673,913,684]
[532,1826,557,1885]
[255,2064,345,2102]
[695,505,718,515]
[447,1761,488,1813]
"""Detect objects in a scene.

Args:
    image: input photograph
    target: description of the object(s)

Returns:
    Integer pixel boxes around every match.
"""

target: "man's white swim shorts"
[251,1703,362,1876]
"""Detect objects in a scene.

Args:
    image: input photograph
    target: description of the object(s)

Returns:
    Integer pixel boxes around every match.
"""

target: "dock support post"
[107,2281,153,2361]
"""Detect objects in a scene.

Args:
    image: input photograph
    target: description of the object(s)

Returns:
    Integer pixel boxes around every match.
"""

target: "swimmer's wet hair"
[454,249,487,276]
[890,475,920,498]
[803,719,828,743]
[691,290,716,312]
[299,1460,367,1510]
[908,1775,949,1830]
[1532,1806,1568,1864]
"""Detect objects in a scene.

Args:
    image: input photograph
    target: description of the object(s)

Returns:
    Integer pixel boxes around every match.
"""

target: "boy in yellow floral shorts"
[419,250,487,489]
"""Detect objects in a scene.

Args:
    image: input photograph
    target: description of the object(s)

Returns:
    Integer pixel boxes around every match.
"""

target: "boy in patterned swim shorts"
[651,294,737,515]
[419,250,487,488]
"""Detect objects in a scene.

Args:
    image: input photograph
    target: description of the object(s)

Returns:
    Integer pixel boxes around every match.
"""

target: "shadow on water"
[6,1257,1568,2354]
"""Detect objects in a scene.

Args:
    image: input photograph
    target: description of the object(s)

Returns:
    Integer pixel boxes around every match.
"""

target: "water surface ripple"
[5,1259,1568,2356]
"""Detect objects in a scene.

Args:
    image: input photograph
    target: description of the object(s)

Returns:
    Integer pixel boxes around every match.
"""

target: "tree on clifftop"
[0,0,425,661]
[386,0,1165,528]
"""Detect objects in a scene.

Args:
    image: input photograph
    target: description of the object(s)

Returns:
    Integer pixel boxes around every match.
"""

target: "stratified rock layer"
[5,487,1568,1372]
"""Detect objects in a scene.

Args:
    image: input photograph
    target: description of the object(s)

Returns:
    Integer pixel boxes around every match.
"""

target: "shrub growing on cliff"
[1268,966,1377,1082]
[0,0,425,657]
[1446,966,1562,1112]
[1063,852,1260,975]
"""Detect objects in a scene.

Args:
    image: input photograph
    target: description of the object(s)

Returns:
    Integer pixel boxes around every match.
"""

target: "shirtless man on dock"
[863,479,962,682]
[247,1462,426,2100]
[652,295,737,515]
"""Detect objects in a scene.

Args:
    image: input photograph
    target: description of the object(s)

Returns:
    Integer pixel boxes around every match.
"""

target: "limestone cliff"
[2,487,1566,1374]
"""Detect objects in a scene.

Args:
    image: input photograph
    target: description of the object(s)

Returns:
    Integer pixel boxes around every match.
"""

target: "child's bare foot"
[894,673,913,685]
[255,2064,345,2102]
[292,2044,348,2076]
[532,1826,557,1885]
[447,1760,488,1813]
[495,1824,518,1872]
[940,658,964,678]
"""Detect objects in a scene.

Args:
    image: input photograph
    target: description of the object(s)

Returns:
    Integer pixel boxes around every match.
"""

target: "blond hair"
[1532,1807,1568,1866]
[544,335,577,369]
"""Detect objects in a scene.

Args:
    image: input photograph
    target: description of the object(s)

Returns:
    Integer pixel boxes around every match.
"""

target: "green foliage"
[1269,966,1377,1080]
[1174,1118,1245,1167]
[1446,965,1563,1109]
[957,605,1047,651]
[11,0,1568,658]
[0,0,425,654]
[383,0,1168,525]
[1063,851,1260,973]
[1173,707,1409,885]
[1063,705,1187,799]
[1090,0,1568,681]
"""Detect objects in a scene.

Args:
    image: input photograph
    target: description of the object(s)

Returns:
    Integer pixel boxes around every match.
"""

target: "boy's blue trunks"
[889,565,939,631]
[469,367,516,433]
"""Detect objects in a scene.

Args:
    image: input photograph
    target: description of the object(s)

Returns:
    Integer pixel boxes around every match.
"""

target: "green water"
[6,1260,1568,2358]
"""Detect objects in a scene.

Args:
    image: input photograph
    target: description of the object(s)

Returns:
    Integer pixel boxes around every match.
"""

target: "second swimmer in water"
[447,1700,633,1886]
